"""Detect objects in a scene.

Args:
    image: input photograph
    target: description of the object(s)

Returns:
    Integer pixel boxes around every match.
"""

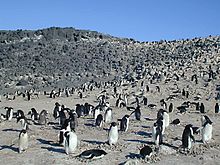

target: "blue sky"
[0,0,219,41]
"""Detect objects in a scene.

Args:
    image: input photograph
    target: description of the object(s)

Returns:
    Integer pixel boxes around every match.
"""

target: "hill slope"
[0,27,219,91]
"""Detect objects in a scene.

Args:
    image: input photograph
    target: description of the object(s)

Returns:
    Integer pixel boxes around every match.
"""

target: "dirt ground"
[0,79,220,165]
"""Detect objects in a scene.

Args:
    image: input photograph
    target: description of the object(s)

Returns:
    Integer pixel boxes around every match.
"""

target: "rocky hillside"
[0,27,219,91]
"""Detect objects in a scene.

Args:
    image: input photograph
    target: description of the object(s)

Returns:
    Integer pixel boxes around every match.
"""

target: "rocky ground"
[0,76,220,165]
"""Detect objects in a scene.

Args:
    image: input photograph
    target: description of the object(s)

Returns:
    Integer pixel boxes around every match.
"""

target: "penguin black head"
[185,124,193,129]
[203,115,213,125]
[19,129,27,137]
[111,122,117,127]
[124,115,130,118]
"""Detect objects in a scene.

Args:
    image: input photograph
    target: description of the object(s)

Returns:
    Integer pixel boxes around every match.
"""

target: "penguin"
[140,145,153,159]
[28,108,39,121]
[53,102,61,119]
[200,103,205,113]
[93,106,101,120]
[148,104,157,109]
[120,115,130,132]
[196,102,200,111]
[156,86,160,92]
[201,115,213,143]
[168,103,173,113]
[38,110,48,125]
[77,149,107,160]
[160,99,167,109]
[84,102,94,116]
[143,96,148,105]
[181,124,195,150]
[64,131,78,155]
[58,108,67,126]
[95,114,104,127]
[68,110,78,131]
[108,122,118,146]
[16,110,25,118]
[146,85,150,92]
[18,129,28,153]
[104,108,112,123]
[152,120,163,146]
[17,116,29,130]
[130,105,141,121]
[215,103,219,113]
[5,107,13,121]
[58,129,66,146]
[157,109,169,129]
[171,119,180,125]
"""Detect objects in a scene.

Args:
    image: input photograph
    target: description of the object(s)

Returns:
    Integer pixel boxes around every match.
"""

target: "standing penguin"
[215,103,219,113]
[104,108,112,123]
[108,122,119,146]
[17,116,29,130]
[38,110,48,125]
[168,103,174,113]
[143,96,148,105]
[58,129,66,146]
[95,114,104,127]
[58,108,67,126]
[93,106,101,120]
[200,103,205,113]
[18,130,28,153]
[53,102,61,119]
[201,115,213,143]
[152,119,163,146]
[68,110,78,132]
[28,108,39,121]
[120,115,130,132]
[5,107,13,121]
[130,105,141,121]
[182,124,195,150]
[157,109,169,130]
[64,131,78,155]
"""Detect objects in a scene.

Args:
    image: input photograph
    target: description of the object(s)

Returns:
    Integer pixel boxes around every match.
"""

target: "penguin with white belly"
[108,122,118,146]
[201,115,213,143]
[18,129,28,153]
[104,108,112,123]
[64,131,78,155]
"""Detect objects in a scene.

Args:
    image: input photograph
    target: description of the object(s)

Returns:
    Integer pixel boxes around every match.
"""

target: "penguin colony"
[0,48,220,164]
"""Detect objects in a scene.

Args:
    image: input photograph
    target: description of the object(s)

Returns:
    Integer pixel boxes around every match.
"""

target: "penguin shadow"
[0,145,18,152]
[162,142,179,150]
[36,138,60,147]
[82,140,104,145]
[125,152,141,159]
[47,121,59,125]
[2,128,20,132]
[41,146,65,153]
[124,139,153,144]
[136,131,152,138]
[144,117,156,121]
[84,123,95,127]
[141,125,151,129]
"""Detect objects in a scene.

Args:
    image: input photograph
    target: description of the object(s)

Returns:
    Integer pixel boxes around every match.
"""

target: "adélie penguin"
[108,122,118,146]
[104,108,112,123]
[18,129,28,153]
[201,115,213,143]
[64,131,78,154]
[76,149,107,160]
[120,115,130,132]
[182,124,195,150]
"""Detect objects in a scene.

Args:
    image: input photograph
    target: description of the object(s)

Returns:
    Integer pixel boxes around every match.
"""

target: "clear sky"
[0,0,219,41]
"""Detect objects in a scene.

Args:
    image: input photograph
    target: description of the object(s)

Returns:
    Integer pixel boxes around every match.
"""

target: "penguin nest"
[140,153,161,164]
[189,144,208,156]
